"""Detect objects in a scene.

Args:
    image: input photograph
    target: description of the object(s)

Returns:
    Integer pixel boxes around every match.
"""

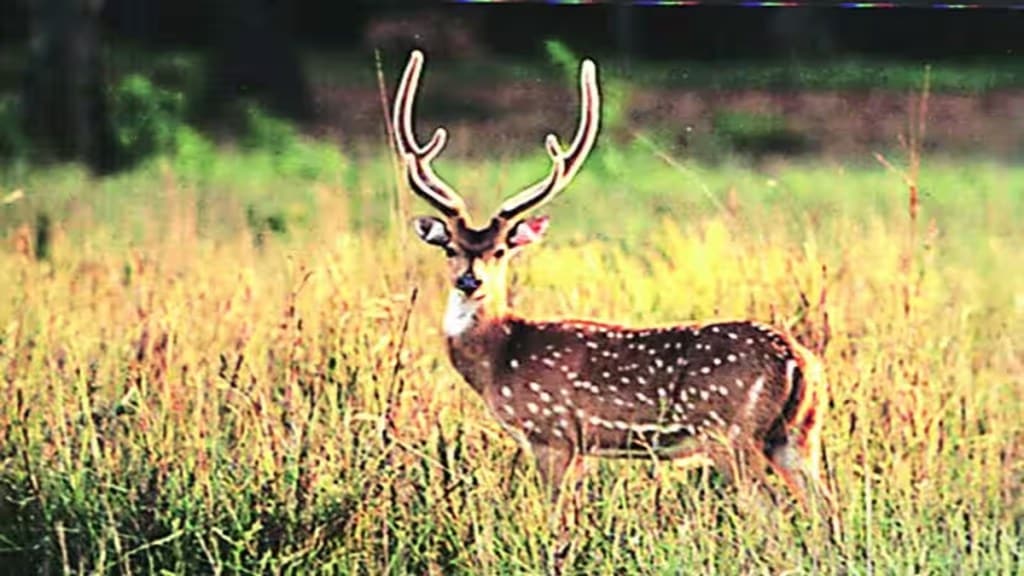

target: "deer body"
[394,50,832,513]
[447,308,822,484]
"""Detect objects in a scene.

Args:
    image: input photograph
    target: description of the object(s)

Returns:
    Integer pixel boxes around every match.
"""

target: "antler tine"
[497,59,601,222]
[393,50,468,220]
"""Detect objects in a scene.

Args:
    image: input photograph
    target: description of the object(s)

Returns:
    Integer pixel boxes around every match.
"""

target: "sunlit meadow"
[1,128,1022,573]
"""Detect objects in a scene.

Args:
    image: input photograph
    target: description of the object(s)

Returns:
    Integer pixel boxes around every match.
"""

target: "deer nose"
[455,272,481,295]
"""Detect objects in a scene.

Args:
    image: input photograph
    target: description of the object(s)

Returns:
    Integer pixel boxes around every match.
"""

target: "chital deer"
[394,50,834,516]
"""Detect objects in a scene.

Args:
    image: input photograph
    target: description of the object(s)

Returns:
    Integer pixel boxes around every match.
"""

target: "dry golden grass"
[0,151,1022,573]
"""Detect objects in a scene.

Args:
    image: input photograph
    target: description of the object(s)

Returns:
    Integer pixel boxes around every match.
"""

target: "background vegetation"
[0,43,1022,574]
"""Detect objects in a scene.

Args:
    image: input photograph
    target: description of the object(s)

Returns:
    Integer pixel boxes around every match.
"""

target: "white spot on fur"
[743,376,766,420]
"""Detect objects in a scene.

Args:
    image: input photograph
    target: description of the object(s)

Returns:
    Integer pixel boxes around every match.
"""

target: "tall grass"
[0,143,1022,573]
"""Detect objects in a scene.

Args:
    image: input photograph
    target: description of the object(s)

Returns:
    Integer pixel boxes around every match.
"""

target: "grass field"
[0,121,1022,573]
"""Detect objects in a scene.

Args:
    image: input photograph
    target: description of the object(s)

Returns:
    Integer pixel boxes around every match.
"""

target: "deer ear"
[508,215,549,248]
[412,216,451,246]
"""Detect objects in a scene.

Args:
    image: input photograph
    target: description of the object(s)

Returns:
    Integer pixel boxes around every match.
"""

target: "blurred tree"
[22,0,118,172]
[204,0,313,125]
[612,0,634,68]
[768,8,838,59]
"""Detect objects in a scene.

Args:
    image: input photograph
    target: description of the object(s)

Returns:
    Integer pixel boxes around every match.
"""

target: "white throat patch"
[443,290,481,337]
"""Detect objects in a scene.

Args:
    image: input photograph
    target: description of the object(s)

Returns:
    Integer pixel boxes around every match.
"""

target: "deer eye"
[443,246,457,258]
[493,248,507,259]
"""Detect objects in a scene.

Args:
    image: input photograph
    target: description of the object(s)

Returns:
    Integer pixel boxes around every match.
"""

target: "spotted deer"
[394,50,834,515]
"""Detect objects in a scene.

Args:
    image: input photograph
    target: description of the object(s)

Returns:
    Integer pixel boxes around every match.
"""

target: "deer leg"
[531,443,576,504]
[669,441,763,501]
[531,444,581,573]
[774,415,834,511]
[766,436,842,540]
[730,441,781,510]
[765,441,812,510]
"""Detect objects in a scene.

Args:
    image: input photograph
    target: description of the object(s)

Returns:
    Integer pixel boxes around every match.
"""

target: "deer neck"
[442,289,510,339]
[443,289,512,394]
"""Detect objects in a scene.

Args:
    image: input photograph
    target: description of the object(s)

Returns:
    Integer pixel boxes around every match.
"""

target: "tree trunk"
[22,0,117,173]
[204,0,314,125]
[612,0,634,70]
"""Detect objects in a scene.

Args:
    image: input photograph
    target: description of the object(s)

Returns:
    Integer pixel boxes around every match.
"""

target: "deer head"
[394,50,600,324]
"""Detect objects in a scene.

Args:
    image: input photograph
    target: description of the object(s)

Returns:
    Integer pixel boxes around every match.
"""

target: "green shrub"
[711,110,814,157]
[242,104,300,155]
[242,105,347,181]
[110,73,187,164]
[170,125,217,182]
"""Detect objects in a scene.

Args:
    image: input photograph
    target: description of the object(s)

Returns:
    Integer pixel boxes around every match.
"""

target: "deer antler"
[393,50,468,220]
[394,51,600,224]
[496,58,600,222]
